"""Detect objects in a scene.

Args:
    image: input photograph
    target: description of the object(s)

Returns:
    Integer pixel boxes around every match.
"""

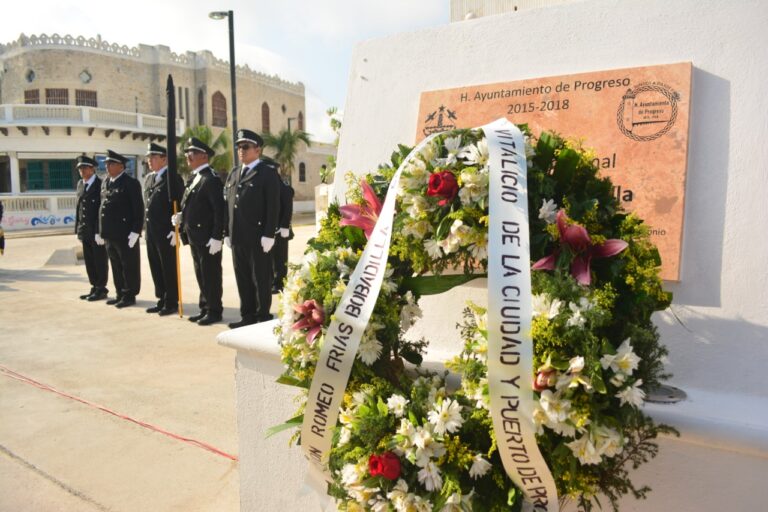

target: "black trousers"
[189,243,223,315]
[105,237,140,299]
[273,235,289,290]
[232,243,273,321]
[82,239,108,292]
[146,228,179,308]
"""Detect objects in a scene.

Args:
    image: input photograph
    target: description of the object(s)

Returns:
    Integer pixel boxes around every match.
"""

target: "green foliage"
[262,128,312,180]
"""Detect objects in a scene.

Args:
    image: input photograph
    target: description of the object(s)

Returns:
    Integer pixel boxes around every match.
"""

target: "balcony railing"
[0,104,185,134]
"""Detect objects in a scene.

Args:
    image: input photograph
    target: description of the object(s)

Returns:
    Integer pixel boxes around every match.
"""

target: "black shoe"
[158,306,178,316]
[146,304,163,313]
[257,314,274,323]
[197,314,222,326]
[228,318,258,329]
[188,312,207,322]
[115,297,136,308]
[106,298,121,305]
[80,291,94,300]
[87,290,109,302]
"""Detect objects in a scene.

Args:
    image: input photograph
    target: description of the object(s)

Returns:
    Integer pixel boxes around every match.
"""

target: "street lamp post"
[209,10,238,165]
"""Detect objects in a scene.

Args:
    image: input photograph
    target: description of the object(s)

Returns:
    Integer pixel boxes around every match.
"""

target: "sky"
[1,0,449,142]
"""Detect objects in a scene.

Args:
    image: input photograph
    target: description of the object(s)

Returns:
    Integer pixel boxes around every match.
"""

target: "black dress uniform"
[273,177,294,293]
[224,138,281,324]
[180,163,226,322]
[75,156,108,300]
[143,147,184,314]
[99,150,144,306]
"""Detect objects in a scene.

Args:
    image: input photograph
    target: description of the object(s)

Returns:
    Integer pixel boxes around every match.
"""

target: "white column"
[9,152,20,194]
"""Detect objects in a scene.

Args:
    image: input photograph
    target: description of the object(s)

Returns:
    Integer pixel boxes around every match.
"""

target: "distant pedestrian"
[224,129,281,329]
[143,143,184,316]
[74,155,109,300]
[172,138,226,326]
[272,176,294,293]
[99,150,143,308]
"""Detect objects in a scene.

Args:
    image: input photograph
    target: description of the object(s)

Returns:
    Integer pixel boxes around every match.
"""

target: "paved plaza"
[0,216,315,511]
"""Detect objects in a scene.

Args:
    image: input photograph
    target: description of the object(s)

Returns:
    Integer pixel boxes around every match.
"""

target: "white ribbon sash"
[300,130,442,487]
[300,118,558,511]
[485,119,558,511]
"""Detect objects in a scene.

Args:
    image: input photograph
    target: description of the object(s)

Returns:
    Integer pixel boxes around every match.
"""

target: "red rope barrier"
[0,364,238,462]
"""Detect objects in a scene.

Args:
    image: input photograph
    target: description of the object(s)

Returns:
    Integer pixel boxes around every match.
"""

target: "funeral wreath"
[274,121,675,511]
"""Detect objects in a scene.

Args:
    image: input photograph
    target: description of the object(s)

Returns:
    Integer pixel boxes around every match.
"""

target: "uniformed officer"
[98,150,143,308]
[172,137,226,326]
[272,176,294,294]
[143,143,184,316]
[224,129,281,328]
[75,155,109,301]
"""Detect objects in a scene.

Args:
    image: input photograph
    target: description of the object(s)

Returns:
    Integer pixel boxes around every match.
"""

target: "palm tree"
[177,125,232,177]
[261,128,312,182]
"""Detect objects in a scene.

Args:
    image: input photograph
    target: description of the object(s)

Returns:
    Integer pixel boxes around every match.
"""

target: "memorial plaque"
[417,62,692,280]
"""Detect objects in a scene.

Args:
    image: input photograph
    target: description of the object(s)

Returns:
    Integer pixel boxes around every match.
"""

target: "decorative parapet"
[1,33,304,96]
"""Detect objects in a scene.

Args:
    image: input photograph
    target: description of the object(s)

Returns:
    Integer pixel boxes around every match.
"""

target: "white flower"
[568,356,585,373]
[532,294,562,319]
[468,232,488,261]
[412,425,446,467]
[381,267,397,295]
[555,371,592,392]
[566,299,592,328]
[400,291,423,329]
[338,426,352,445]
[427,398,464,435]
[437,135,464,166]
[339,407,355,426]
[387,394,409,418]
[616,379,646,407]
[358,336,382,365]
[458,167,489,206]
[539,390,571,424]
[402,219,433,240]
[341,462,365,486]
[352,390,369,407]
[441,490,474,512]
[538,198,558,223]
[458,138,489,167]
[424,238,444,259]
[405,195,431,217]
[469,454,492,479]
[417,461,443,491]
[593,425,624,458]
[601,338,641,376]
[567,434,602,465]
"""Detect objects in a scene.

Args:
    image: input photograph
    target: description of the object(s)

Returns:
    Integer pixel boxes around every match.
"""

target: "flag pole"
[166,75,183,318]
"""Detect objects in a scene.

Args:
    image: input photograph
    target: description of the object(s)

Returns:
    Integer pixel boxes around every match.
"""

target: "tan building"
[0,33,332,230]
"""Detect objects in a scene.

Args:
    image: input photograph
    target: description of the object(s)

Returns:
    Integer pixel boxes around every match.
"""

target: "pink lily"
[292,299,325,345]
[532,210,628,286]
[339,179,383,239]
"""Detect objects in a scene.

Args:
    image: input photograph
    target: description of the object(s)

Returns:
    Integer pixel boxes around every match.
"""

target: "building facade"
[0,33,332,230]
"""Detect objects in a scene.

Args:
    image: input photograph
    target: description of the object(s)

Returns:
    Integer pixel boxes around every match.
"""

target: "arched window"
[197,88,205,124]
[211,91,227,127]
[297,111,304,131]
[299,162,306,182]
[262,102,270,133]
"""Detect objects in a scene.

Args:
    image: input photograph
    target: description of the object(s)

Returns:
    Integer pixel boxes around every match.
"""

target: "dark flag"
[166,75,183,316]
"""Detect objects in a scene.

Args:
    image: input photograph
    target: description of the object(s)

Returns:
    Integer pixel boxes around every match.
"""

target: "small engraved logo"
[423,105,457,136]
[617,82,680,142]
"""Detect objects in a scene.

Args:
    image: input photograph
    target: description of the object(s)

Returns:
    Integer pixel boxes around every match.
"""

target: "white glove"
[261,236,275,253]
[207,238,223,255]
[94,234,105,246]
[224,236,232,248]
[128,232,140,248]
[171,212,182,227]
[279,228,290,238]
[167,231,176,247]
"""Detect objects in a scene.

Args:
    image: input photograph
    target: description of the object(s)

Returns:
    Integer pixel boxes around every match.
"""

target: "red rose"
[427,171,459,206]
[368,452,401,480]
